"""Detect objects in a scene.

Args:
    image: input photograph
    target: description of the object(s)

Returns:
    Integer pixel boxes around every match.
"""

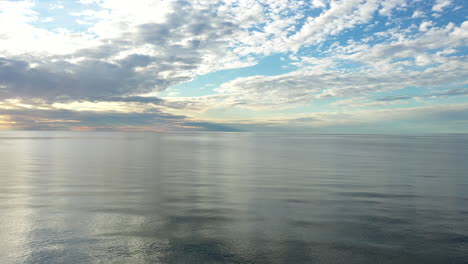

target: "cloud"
[328,87,468,108]
[376,95,413,102]
[430,88,468,97]
[246,102,468,131]
[0,107,244,131]
[167,102,468,133]
[49,2,64,10]
[0,0,441,105]
[166,21,467,111]
[97,96,164,104]
[432,0,452,12]
[0,0,466,132]
[419,21,434,32]
[0,108,174,130]
[172,55,467,111]
[412,10,425,18]
[0,0,253,102]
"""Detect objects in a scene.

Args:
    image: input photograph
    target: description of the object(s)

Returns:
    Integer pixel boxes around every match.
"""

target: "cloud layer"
[0,0,467,132]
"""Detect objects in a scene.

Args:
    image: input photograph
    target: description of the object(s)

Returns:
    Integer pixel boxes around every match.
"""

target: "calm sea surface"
[0,131,467,264]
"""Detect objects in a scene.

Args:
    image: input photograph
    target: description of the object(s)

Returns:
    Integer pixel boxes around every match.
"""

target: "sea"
[0,131,467,263]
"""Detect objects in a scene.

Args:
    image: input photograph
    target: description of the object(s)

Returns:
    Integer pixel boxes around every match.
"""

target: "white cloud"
[432,0,452,12]
[165,21,468,111]
[49,1,64,10]
[0,0,97,55]
[42,17,54,23]
[312,0,327,8]
[0,0,425,66]
[411,10,425,18]
[379,0,407,16]
[287,0,381,52]
[419,20,434,32]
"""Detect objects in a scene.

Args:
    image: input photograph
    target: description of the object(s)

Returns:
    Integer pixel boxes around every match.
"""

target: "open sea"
[0,131,467,264]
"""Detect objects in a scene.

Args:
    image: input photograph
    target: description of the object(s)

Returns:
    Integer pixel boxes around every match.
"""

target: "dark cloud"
[0,108,185,130]
[0,57,160,101]
[375,88,468,102]
[290,117,319,122]
[93,96,165,104]
[0,108,247,132]
[431,88,468,97]
[376,95,413,101]
[181,122,243,132]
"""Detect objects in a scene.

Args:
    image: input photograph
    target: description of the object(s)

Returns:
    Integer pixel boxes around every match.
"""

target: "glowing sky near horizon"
[0,0,467,132]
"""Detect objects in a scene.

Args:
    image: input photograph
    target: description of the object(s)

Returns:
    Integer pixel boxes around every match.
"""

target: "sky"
[0,0,467,133]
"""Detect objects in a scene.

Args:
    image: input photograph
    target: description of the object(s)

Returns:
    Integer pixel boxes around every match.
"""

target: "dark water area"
[1,131,467,264]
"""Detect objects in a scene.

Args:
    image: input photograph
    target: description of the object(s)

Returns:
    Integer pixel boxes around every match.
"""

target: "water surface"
[1,131,467,263]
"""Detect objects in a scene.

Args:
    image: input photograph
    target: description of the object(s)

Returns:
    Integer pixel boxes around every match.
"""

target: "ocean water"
[0,131,467,264]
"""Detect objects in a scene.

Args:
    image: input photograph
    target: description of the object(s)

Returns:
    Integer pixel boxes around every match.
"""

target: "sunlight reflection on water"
[0,131,467,263]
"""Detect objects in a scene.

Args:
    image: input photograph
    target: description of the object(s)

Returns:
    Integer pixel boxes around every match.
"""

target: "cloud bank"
[0,0,467,132]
